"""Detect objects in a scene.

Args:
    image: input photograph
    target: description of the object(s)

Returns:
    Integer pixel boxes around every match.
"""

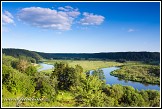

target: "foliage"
[37,51,160,62]
[103,84,160,107]
[2,55,160,107]
[16,59,29,72]
[70,75,106,107]
[2,65,35,96]
[91,69,105,80]
[2,48,42,62]
[51,62,81,90]
[25,65,37,76]
[3,48,160,62]
[110,65,160,85]
[33,74,58,102]
[2,54,18,67]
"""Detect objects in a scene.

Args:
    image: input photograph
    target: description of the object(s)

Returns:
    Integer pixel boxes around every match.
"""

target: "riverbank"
[110,65,160,85]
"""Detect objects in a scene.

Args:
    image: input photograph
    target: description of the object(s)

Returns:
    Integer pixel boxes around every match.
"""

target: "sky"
[2,2,160,53]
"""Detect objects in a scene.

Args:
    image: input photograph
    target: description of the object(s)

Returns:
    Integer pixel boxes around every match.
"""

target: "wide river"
[38,63,160,91]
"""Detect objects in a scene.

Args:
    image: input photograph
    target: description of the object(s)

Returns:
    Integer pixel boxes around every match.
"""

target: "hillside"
[2,48,42,62]
[2,48,160,62]
[36,51,160,62]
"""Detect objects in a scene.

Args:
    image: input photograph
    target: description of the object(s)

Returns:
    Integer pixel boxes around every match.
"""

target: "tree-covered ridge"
[36,51,160,61]
[2,55,160,107]
[110,65,160,85]
[2,48,160,62]
[2,48,42,62]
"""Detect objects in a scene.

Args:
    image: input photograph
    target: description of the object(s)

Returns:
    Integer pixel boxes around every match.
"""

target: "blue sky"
[2,2,160,53]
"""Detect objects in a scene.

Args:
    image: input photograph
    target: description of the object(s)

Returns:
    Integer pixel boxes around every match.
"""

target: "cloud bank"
[18,7,80,30]
[17,6,105,30]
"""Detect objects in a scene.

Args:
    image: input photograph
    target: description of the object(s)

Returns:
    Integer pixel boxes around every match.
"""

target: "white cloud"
[128,28,135,32]
[80,12,105,25]
[65,6,73,10]
[4,10,14,18]
[58,6,80,18]
[17,6,105,31]
[2,10,14,25]
[18,7,80,30]
[58,6,77,12]
[58,7,69,11]
[67,11,80,18]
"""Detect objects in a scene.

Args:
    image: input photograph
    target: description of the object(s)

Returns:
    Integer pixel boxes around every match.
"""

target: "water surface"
[91,67,160,90]
[38,63,54,72]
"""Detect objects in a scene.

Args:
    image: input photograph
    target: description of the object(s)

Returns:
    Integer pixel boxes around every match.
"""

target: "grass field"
[42,60,124,72]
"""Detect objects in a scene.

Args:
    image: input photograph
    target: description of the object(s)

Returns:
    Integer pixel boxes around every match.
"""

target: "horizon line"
[2,48,160,54]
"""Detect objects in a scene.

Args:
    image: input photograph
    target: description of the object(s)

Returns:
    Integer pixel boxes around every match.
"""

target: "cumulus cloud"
[18,7,80,30]
[128,28,135,32]
[80,12,104,25]
[17,6,104,31]
[2,10,14,25]
[58,6,80,18]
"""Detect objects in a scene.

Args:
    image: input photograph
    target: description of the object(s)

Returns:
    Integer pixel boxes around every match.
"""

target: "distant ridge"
[2,48,160,62]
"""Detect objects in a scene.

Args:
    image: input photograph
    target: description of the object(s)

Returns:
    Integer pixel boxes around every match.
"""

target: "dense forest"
[37,52,160,62]
[2,48,42,62]
[2,54,160,107]
[2,48,160,63]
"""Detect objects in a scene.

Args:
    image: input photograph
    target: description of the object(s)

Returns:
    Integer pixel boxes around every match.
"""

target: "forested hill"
[2,48,42,61]
[2,48,160,62]
[36,51,160,61]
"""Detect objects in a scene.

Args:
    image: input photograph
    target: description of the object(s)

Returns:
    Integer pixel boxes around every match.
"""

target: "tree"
[34,75,58,102]
[71,76,106,106]
[2,65,35,96]
[25,65,37,76]
[121,86,145,106]
[75,65,83,86]
[51,62,79,90]
[16,59,29,72]
[91,69,105,80]
[146,90,160,107]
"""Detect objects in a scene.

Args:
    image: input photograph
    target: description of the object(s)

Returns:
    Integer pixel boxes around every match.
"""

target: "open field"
[42,60,124,72]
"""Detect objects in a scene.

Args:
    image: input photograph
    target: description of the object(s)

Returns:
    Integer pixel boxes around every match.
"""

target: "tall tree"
[51,62,79,90]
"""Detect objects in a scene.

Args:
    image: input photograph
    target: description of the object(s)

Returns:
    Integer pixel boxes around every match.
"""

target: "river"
[38,63,160,91]
[100,67,159,91]
[37,63,54,72]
